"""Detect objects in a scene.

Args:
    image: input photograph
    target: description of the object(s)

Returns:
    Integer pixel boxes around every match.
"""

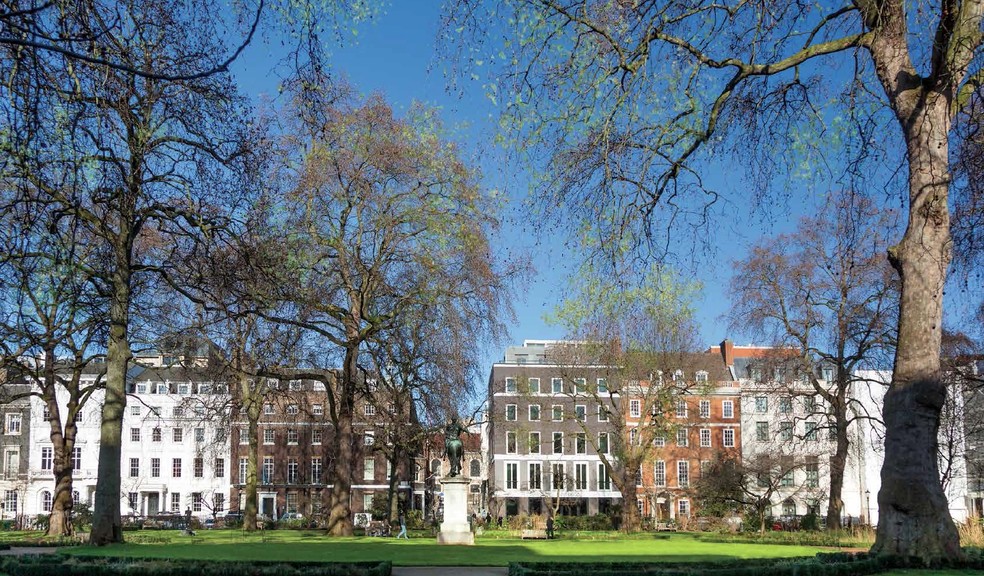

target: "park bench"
[366,520,390,537]
[654,522,677,532]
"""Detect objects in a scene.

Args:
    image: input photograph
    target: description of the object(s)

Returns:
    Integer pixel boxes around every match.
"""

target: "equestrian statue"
[444,418,465,477]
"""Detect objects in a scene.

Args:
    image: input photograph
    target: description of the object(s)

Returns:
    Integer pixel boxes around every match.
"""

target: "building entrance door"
[147,493,159,515]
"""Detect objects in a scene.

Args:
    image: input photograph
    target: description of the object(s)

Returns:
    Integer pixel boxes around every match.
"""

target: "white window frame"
[722,400,734,419]
[699,400,710,419]
[597,463,612,491]
[723,428,735,447]
[505,462,519,490]
[505,377,517,393]
[529,462,542,490]
[598,432,610,454]
[505,404,517,421]
[4,413,21,435]
[551,378,563,394]
[574,462,588,490]
[506,431,517,454]
[551,405,563,421]
[699,428,711,447]
[677,460,690,488]
[629,399,641,418]
[675,399,687,417]
[529,431,541,454]
[528,404,541,421]
[597,378,608,393]
[755,396,768,413]
[676,427,688,447]
[654,461,666,487]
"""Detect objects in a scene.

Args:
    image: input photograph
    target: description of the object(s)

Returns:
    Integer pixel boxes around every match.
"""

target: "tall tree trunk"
[826,392,848,530]
[387,446,402,522]
[619,465,641,532]
[872,98,960,560]
[47,412,78,537]
[244,395,260,531]
[90,260,132,545]
[39,348,75,537]
[327,342,357,536]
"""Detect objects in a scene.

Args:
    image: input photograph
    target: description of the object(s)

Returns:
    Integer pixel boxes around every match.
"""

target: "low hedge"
[508,550,984,576]
[0,539,82,547]
[695,531,872,548]
[0,556,391,576]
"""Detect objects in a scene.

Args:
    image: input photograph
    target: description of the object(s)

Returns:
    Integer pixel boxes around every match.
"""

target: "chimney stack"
[720,339,735,367]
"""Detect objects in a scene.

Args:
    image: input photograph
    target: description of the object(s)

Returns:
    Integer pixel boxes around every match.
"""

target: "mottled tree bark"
[871,94,960,559]
[244,388,260,531]
[327,340,358,536]
[617,464,641,533]
[826,392,849,530]
[90,237,132,545]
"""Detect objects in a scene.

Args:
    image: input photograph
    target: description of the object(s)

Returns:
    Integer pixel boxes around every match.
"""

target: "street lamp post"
[864,490,871,527]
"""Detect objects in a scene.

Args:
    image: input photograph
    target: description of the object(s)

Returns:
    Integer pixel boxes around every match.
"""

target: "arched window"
[782,499,796,517]
[469,459,480,477]
[41,491,52,513]
[430,458,441,476]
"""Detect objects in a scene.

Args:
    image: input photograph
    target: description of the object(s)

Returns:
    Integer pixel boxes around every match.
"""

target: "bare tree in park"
[547,264,717,532]
[695,453,813,534]
[0,0,256,543]
[445,0,982,558]
[0,200,106,536]
[249,90,513,535]
[729,190,899,528]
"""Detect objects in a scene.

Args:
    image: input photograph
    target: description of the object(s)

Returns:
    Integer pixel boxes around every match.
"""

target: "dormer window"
[695,371,708,383]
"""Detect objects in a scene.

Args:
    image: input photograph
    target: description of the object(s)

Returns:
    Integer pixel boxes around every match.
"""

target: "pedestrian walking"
[396,510,409,539]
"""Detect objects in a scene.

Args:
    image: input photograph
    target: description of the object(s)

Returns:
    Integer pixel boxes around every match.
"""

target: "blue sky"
[227,2,982,390]
[227,2,822,369]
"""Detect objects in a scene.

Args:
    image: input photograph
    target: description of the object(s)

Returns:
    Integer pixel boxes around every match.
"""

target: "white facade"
[741,369,971,526]
[24,366,232,521]
[27,382,102,518]
[120,372,231,519]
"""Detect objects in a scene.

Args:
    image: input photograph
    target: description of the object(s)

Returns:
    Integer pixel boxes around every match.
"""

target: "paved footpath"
[393,568,507,576]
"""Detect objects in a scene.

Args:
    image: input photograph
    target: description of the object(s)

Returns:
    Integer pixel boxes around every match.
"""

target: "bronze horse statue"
[444,418,465,477]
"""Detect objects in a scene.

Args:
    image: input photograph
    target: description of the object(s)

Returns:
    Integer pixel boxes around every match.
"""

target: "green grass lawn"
[62,530,827,566]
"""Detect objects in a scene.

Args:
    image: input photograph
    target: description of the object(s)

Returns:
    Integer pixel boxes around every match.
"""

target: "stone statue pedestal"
[437,477,474,545]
